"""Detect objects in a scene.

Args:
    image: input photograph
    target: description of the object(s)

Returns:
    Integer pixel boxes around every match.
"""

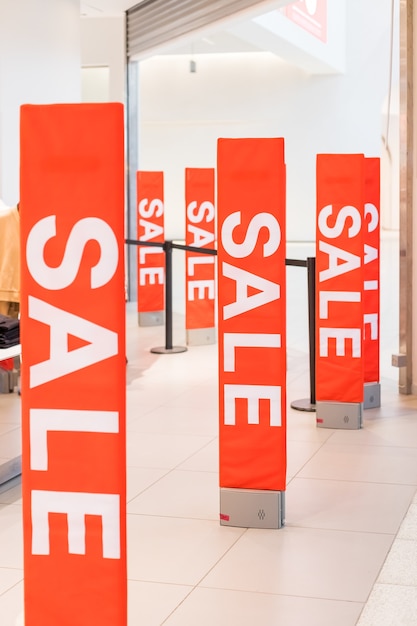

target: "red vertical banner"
[137,171,165,320]
[185,168,216,337]
[363,158,380,384]
[316,154,364,404]
[217,138,286,491]
[283,0,327,42]
[20,104,126,626]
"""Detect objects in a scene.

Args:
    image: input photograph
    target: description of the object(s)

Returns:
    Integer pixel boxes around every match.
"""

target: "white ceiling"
[80,1,140,16]
[80,0,294,54]
[80,1,285,56]
[79,1,338,75]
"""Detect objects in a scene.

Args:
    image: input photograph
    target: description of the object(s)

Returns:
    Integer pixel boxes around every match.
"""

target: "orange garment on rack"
[0,201,20,317]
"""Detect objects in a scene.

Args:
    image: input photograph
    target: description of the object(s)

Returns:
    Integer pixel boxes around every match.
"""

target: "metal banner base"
[316,401,363,429]
[290,398,316,412]
[220,488,285,529]
[138,311,164,327]
[186,327,216,346]
[150,346,187,354]
[364,382,381,409]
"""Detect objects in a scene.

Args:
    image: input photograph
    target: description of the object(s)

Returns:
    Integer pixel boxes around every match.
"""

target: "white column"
[0,0,81,206]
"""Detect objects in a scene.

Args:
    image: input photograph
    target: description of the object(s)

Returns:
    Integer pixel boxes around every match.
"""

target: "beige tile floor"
[1,234,416,625]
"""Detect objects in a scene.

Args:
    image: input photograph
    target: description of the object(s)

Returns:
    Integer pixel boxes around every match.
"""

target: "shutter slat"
[127,0,270,58]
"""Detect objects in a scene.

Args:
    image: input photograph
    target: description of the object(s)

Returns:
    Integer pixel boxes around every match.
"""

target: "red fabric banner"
[316,154,364,403]
[363,158,380,383]
[185,168,215,330]
[283,0,327,42]
[20,104,127,626]
[217,138,286,491]
[137,171,165,313]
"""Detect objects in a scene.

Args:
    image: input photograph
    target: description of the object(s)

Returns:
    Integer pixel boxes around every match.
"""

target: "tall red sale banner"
[20,104,127,626]
[217,138,286,492]
[185,168,215,333]
[316,154,364,405]
[137,171,165,320]
[363,158,380,384]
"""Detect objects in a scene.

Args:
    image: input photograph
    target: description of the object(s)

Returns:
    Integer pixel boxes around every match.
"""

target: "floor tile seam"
[128,467,218,484]
[0,578,23,600]
[126,577,192,591]
[282,523,397,538]
[168,468,218,475]
[126,467,217,503]
[164,467,217,475]
[195,582,366,605]
[387,535,417,545]
[159,584,202,625]
[285,436,333,478]
[285,475,417,489]
[171,436,219,470]
[378,576,417,588]
[0,565,23,572]
[127,457,210,468]
[126,468,173,504]
[369,580,417,590]
[302,440,417,451]
[126,511,220,522]
[182,527,249,594]
[285,435,334,443]
[363,546,402,599]
[293,475,417,487]
[128,432,216,442]
[126,429,218,437]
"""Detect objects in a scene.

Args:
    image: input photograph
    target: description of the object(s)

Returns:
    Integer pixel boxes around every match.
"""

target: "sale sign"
[363,158,380,384]
[185,168,215,334]
[217,138,286,491]
[20,104,126,626]
[137,171,165,319]
[282,0,327,42]
[316,153,364,404]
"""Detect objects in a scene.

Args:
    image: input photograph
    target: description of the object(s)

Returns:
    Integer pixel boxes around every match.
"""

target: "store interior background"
[82,0,400,379]
[0,2,408,624]
[0,0,401,426]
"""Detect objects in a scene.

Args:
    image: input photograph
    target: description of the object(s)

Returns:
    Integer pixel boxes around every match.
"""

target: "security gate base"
[364,382,381,409]
[316,401,363,429]
[220,488,285,529]
[186,327,216,346]
[138,311,164,326]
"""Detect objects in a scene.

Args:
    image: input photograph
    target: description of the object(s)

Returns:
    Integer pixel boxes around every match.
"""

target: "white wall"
[80,16,126,104]
[0,0,81,206]
[138,0,397,243]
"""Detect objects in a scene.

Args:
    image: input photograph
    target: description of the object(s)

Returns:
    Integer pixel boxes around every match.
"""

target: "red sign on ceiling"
[282,0,327,43]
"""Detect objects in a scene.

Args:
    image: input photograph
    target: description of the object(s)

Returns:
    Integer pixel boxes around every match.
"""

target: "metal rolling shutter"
[126,0,272,58]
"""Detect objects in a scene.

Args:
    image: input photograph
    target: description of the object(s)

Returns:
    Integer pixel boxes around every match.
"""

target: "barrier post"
[217,137,286,529]
[290,256,317,411]
[151,241,187,355]
[316,153,365,429]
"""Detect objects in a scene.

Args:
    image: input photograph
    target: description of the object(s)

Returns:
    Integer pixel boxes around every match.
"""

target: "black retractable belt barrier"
[125,238,216,354]
[288,256,316,412]
[126,239,316,408]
